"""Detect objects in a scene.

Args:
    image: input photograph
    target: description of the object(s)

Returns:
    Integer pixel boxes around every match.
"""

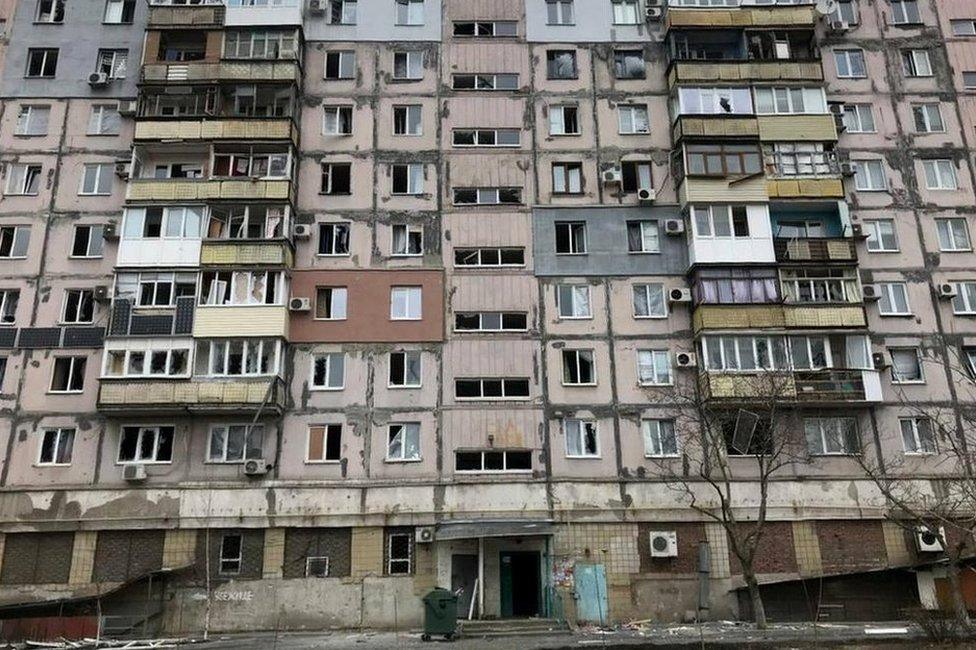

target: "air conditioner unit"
[939,283,958,299]
[289,296,311,312]
[840,162,856,177]
[244,458,268,476]
[123,464,147,482]
[872,352,888,369]
[602,166,622,184]
[829,18,852,31]
[829,103,847,116]
[833,112,847,134]
[415,526,435,544]
[93,285,110,302]
[637,187,656,203]
[649,531,678,558]
[293,224,313,239]
[850,223,865,239]
[102,222,118,240]
[664,219,685,235]
[669,288,692,303]
[115,161,130,179]
[645,6,663,21]
[88,72,109,87]
[675,352,697,368]
[916,526,945,553]
[308,0,326,14]
[861,284,881,301]
[116,100,138,117]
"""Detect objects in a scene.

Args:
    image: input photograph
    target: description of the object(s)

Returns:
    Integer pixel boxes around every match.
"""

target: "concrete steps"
[458,618,571,638]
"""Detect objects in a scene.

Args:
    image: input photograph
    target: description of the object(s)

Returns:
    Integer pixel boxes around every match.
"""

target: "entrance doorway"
[499,551,541,618]
[451,554,478,619]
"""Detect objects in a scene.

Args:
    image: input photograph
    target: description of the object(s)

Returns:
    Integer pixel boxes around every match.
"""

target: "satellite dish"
[815,0,838,15]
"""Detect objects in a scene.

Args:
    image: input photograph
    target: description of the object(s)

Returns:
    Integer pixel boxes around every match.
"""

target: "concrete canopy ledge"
[434,520,555,541]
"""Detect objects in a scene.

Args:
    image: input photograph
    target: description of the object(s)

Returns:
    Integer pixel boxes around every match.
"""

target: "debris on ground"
[13,638,193,649]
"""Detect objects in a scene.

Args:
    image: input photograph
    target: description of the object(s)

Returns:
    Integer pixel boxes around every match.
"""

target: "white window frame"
[922,159,958,191]
[451,128,521,148]
[937,218,971,252]
[548,105,580,136]
[306,424,342,463]
[4,164,42,196]
[38,427,74,466]
[627,221,660,254]
[390,286,422,320]
[219,534,242,575]
[386,422,421,461]
[324,50,356,80]
[387,532,412,574]
[391,223,423,256]
[556,284,591,319]
[564,418,599,458]
[311,352,345,390]
[912,103,944,133]
[315,287,348,320]
[637,350,672,386]
[890,0,921,25]
[951,282,976,315]
[633,283,667,319]
[902,49,932,77]
[834,48,867,78]
[611,0,639,25]
[842,104,876,133]
[394,0,424,26]
[207,424,264,463]
[391,163,425,196]
[15,105,49,136]
[102,346,190,379]
[454,378,530,401]
[197,339,281,377]
[50,356,85,393]
[864,219,899,252]
[618,104,649,135]
[317,222,351,256]
[0,289,18,325]
[878,282,911,315]
[562,349,596,386]
[853,160,888,191]
[79,163,113,196]
[117,425,174,464]
[890,347,924,384]
[546,0,574,25]
[322,105,353,136]
[900,417,936,455]
[389,350,422,388]
[392,50,424,81]
[60,289,95,325]
[805,417,859,456]
[642,419,679,458]
[392,105,423,136]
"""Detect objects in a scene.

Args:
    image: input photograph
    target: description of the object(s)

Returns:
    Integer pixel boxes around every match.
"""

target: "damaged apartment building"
[0,0,974,634]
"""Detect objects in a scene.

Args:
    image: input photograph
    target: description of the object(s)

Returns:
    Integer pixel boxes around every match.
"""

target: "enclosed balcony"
[764,144,844,198]
[201,204,293,265]
[126,143,294,202]
[142,60,300,85]
[98,376,285,414]
[666,3,818,30]
[770,203,856,263]
[135,86,298,143]
[698,369,882,404]
[194,270,289,337]
[147,1,225,29]
[224,0,302,27]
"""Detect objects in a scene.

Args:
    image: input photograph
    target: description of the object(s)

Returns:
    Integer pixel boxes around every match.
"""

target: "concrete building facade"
[0,0,974,633]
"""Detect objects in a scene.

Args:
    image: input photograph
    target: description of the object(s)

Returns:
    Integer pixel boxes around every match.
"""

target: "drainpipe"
[478,537,485,619]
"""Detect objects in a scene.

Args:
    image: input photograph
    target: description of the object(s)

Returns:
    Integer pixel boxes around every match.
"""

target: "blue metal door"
[574,563,608,624]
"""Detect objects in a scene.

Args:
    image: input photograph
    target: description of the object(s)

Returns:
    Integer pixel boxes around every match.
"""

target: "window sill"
[554,252,587,256]
[68,255,104,260]
[878,313,914,317]
[903,451,936,457]
[866,249,901,254]
[561,382,598,388]
[306,459,342,465]
[548,133,581,137]
[644,454,680,459]
[116,460,172,466]
[390,317,422,322]
[35,463,71,468]
[316,253,352,258]
[628,251,661,255]
[619,131,651,136]
[385,458,423,463]
[633,315,668,320]
[47,390,84,395]
[557,316,592,321]
[309,386,344,392]
[565,455,601,460]
[312,317,348,322]
[639,382,674,388]
[891,380,926,385]
[388,384,422,390]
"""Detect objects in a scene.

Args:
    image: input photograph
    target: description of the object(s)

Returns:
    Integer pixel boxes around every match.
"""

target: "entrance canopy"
[434,520,555,541]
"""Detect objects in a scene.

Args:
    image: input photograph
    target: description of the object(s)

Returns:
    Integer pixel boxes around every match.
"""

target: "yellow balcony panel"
[672,116,759,141]
[766,177,844,199]
[700,370,877,404]
[758,115,838,142]
[680,175,768,204]
[135,119,297,143]
[200,240,293,266]
[699,372,798,401]
[141,61,300,85]
[669,61,822,87]
[193,305,289,338]
[784,305,866,328]
[667,5,817,29]
[98,377,284,414]
[127,179,291,202]
[774,238,857,263]
[694,305,787,331]
[147,4,225,27]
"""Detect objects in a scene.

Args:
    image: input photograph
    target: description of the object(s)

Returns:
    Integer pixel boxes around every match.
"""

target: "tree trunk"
[946,558,971,628]
[745,573,767,629]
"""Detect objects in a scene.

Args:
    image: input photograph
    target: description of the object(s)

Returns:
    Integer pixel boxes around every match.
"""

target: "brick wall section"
[554,523,640,577]
[0,532,74,585]
[882,522,914,567]
[263,528,286,579]
[638,522,707,574]
[412,541,436,596]
[350,527,384,578]
[728,522,798,575]
[817,520,887,575]
[92,530,165,583]
[162,529,197,569]
[792,521,823,577]
[68,531,98,585]
[282,528,352,579]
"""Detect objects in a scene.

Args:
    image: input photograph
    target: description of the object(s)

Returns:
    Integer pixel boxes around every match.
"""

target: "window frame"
[637,349,672,386]
[642,419,679,458]
[834,48,867,79]
[864,219,899,253]
[936,218,971,252]
[900,417,937,455]
[310,352,345,391]
[632,283,667,319]
[561,349,596,387]
[49,356,86,394]
[556,284,592,320]
[314,286,348,321]
[390,286,422,320]
[386,422,421,462]
[206,424,264,464]
[922,159,958,191]
[890,347,924,384]
[388,350,422,388]
[37,427,74,466]
[117,425,175,464]
[306,424,342,463]
[564,418,599,458]
[877,282,911,316]
[317,222,351,256]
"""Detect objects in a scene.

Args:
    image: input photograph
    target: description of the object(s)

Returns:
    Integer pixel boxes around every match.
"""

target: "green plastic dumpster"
[421,588,458,641]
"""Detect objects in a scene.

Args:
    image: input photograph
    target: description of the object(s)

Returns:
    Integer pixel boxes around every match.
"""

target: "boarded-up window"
[283,528,352,578]
[92,530,165,583]
[0,532,74,585]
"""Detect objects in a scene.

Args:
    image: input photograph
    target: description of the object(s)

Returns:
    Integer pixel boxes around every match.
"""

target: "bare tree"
[649,370,807,629]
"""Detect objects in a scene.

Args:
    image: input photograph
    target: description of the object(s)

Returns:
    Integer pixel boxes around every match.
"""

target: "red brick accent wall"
[728,521,798,575]
[638,522,707,574]
[817,520,888,574]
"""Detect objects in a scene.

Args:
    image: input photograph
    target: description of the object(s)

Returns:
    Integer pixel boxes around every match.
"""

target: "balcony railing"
[667,4,818,29]
[108,297,195,337]
[200,239,293,266]
[774,238,856,263]
[98,376,285,413]
[126,178,292,202]
[765,150,840,178]
[699,369,882,404]
[693,303,866,331]
[668,60,823,86]
[147,3,225,27]
[134,118,298,143]
[193,304,289,338]
[142,61,300,84]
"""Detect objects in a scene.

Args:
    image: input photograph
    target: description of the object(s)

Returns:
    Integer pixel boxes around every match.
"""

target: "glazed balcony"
[147,2,225,28]
[666,4,817,30]
[693,303,866,332]
[698,369,882,404]
[97,376,285,414]
[224,0,302,27]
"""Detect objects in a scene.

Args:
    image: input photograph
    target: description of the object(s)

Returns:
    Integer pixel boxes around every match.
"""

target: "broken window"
[311,353,344,389]
[391,164,424,195]
[554,221,586,253]
[219,534,243,574]
[118,426,175,463]
[323,106,353,135]
[36,0,64,22]
[320,163,352,194]
[103,0,135,23]
[391,223,423,256]
[26,49,58,77]
[386,530,413,574]
[15,105,49,136]
[4,164,42,196]
[0,290,18,324]
[324,51,356,79]
[387,423,420,461]
[564,419,598,457]
[393,105,422,135]
[613,49,645,79]
[0,226,31,257]
[307,425,342,462]
[39,428,74,465]
[318,222,350,255]
[61,289,95,324]
[546,50,577,79]
[562,349,595,385]
[389,351,421,387]
[50,357,86,393]
[315,287,348,320]
[208,425,264,463]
